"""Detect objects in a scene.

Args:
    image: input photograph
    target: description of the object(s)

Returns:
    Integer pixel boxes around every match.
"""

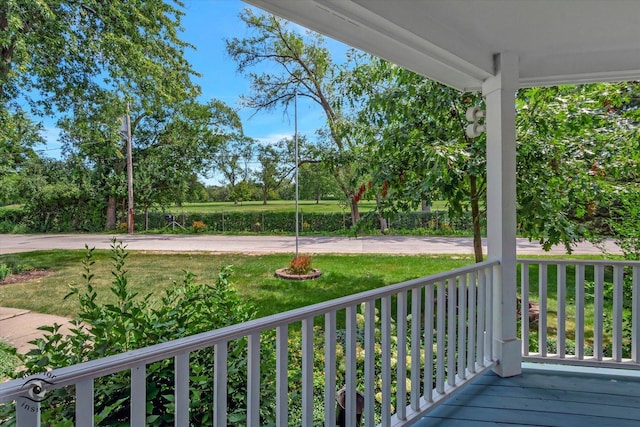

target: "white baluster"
[247,332,260,426]
[576,264,585,360]
[131,364,145,426]
[557,263,566,357]
[324,311,336,427]
[175,352,189,427]
[75,379,94,427]
[539,264,548,357]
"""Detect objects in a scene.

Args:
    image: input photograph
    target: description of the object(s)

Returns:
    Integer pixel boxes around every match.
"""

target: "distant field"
[171,200,448,214]
[2,200,449,214]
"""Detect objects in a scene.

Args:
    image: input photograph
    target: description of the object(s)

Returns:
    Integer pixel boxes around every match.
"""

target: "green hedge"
[144,210,476,234]
[144,211,351,233]
[0,207,477,234]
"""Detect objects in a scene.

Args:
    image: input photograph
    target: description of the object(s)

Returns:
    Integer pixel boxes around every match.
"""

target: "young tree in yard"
[230,180,253,205]
[226,9,365,224]
[341,58,487,261]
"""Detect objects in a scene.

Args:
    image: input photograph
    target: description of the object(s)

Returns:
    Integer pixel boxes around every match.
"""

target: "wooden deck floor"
[414,365,640,427]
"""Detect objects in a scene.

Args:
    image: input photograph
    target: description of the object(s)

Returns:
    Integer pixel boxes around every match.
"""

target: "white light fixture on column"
[465,106,486,138]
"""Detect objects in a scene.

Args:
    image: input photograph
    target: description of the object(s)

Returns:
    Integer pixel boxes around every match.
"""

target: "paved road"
[0,233,621,255]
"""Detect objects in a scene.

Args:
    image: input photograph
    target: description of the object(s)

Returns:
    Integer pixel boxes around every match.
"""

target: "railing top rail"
[0,259,499,402]
[518,258,640,267]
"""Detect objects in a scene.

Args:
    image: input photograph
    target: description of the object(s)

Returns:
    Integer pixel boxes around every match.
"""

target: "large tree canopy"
[0,0,243,231]
[0,106,44,204]
[226,9,366,224]
[0,0,198,109]
[338,57,487,260]
[517,83,640,252]
[340,56,640,259]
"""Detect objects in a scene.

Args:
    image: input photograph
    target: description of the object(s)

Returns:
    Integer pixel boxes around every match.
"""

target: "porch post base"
[492,338,522,377]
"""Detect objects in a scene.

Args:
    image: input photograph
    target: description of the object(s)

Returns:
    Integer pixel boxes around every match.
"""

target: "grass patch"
[0,250,474,318]
[517,255,628,354]
[1,250,620,354]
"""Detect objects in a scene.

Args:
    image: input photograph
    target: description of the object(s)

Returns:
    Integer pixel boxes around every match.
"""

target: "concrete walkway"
[0,233,621,355]
[0,307,72,354]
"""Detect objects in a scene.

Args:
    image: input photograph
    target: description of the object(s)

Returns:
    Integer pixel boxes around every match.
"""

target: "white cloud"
[255,132,293,146]
[42,126,60,144]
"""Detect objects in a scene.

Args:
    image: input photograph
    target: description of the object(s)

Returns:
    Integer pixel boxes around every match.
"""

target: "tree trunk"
[421,200,431,212]
[349,199,360,226]
[376,194,388,231]
[106,195,117,230]
[469,175,483,263]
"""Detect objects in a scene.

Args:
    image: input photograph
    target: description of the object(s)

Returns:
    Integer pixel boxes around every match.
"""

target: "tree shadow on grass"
[251,270,388,327]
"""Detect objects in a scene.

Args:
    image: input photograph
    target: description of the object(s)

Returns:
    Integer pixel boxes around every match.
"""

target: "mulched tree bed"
[0,269,53,285]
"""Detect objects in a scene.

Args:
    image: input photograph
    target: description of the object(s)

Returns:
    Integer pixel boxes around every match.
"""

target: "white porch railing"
[518,259,640,370]
[0,260,497,426]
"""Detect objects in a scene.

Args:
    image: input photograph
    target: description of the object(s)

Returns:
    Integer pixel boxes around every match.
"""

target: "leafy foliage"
[0,341,20,381]
[337,57,487,260]
[0,106,44,205]
[606,188,640,260]
[0,263,10,281]
[13,240,276,426]
[0,0,197,109]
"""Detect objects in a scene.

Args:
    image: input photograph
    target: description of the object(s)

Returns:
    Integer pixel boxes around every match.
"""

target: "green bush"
[0,263,10,281]
[0,342,21,381]
[7,240,276,426]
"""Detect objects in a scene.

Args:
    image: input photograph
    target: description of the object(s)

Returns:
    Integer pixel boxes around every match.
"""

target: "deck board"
[414,367,640,427]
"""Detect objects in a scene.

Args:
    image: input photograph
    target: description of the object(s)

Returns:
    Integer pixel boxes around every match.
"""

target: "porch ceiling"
[243,0,640,91]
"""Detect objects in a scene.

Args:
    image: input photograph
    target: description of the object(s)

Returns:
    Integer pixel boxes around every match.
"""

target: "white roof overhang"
[243,0,640,91]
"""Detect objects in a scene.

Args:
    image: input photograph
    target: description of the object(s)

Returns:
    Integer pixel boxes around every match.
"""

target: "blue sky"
[180,0,350,144]
[40,0,352,185]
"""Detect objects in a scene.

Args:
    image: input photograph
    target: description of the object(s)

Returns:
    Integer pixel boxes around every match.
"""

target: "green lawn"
[1,250,618,354]
[0,250,473,318]
[171,200,449,214]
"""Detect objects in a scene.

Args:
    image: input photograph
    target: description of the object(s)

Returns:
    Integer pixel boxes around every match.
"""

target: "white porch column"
[482,52,522,377]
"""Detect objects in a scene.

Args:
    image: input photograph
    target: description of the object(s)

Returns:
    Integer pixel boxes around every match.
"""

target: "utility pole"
[294,88,299,258]
[124,104,134,234]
